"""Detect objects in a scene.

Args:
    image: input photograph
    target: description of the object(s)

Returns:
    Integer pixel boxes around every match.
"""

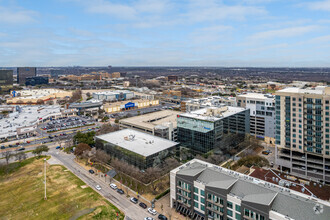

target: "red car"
[26,141,30,144]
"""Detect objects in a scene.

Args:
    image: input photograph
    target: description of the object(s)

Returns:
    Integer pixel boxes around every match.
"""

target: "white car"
[147,208,157,215]
[95,185,102,191]
[110,183,117,190]
[144,218,154,220]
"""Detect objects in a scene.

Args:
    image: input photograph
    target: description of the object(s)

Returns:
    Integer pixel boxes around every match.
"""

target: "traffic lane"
[49,152,154,220]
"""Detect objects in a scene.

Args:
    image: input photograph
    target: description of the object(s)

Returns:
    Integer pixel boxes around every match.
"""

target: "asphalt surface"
[48,150,157,220]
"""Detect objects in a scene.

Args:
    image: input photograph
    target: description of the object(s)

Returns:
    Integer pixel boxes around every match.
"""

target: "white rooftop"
[277,87,328,95]
[237,93,274,100]
[93,90,133,95]
[96,129,178,157]
[180,106,246,122]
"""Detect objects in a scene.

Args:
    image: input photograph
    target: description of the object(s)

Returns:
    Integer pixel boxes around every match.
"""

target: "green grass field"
[0,157,124,220]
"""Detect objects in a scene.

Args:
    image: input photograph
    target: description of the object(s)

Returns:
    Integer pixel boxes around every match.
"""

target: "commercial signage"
[124,102,135,109]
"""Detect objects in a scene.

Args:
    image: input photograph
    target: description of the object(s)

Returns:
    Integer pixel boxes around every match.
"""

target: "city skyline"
[0,0,330,67]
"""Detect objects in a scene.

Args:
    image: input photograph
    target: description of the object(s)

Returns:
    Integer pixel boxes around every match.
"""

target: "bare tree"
[37,99,45,105]
[15,152,27,162]
[2,151,12,165]
[97,123,119,135]
[92,149,110,164]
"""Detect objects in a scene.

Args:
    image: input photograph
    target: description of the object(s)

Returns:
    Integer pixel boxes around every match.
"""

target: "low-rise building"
[0,105,77,140]
[92,90,134,101]
[236,93,276,144]
[25,76,49,86]
[177,106,249,153]
[104,99,159,113]
[6,89,72,104]
[119,110,182,141]
[95,129,179,169]
[170,159,330,220]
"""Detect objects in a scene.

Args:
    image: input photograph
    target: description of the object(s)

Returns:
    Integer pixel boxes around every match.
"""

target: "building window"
[201,205,205,211]
[201,197,205,204]
[235,213,241,220]
[194,187,198,194]
[235,204,241,212]
[194,194,198,201]
[227,201,233,209]
[194,201,199,209]
[227,209,233,217]
[200,189,205,197]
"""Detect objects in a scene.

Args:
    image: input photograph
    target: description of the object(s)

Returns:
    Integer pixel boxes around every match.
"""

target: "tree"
[2,151,12,165]
[92,149,110,164]
[69,90,82,103]
[15,152,27,162]
[74,143,91,156]
[26,101,33,105]
[73,131,96,145]
[32,145,49,158]
[145,167,161,193]
[47,100,54,105]
[97,124,119,135]
[86,92,91,98]
[36,99,45,105]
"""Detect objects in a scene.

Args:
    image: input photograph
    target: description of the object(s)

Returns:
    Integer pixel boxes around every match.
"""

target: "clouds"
[304,0,330,12]
[0,6,37,24]
[0,0,329,67]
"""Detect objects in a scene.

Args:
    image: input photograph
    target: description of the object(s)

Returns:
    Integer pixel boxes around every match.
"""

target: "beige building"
[275,86,330,183]
[104,99,159,113]
[119,110,182,141]
[7,89,72,104]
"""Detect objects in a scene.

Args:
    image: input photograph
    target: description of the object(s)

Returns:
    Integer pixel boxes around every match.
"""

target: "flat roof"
[96,129,178,157]
[104,99,158,108]
[119,110,182,129]
[276,87,327,95]
[179,106,246,122]
[237,93,274,100]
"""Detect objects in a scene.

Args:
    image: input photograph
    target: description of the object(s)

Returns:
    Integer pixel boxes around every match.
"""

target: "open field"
[0,157,124,220]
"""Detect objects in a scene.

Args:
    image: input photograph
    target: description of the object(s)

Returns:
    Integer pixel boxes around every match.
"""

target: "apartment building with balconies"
[275,86,330,183]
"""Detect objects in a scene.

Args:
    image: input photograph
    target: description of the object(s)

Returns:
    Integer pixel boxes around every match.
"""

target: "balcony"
[207,199,224,207]
[207,207,223,216]
[177,185,191,193]
[177,192,191,200]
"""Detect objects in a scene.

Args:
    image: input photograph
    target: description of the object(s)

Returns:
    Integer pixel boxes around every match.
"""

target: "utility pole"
[44,158,47,200]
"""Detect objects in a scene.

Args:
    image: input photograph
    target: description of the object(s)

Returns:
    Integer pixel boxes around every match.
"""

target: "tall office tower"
[0,70,14,86]
[17,67,36,85]
[237,93,276,144]
[275,86,330,183]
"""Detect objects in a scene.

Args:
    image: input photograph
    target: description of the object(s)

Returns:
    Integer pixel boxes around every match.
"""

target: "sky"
[0,0,330,67]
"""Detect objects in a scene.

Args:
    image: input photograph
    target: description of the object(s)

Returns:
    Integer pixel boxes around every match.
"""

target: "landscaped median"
[0,156,124,220]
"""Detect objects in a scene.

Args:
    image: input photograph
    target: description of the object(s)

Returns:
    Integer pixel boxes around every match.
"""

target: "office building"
[183,96,237,112]
[95,129,179,169]
[92,90,134,101]
[17,67,36,85]
[25,76,49,86]
[119,110,182,141]
[275,87,330,183]
[237,93,276,144]
[167,75,179,81]
[0,70,14,91]
[170,159,330,220]
[177,106,249,153]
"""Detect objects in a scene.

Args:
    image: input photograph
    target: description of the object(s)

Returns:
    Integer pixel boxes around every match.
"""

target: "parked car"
[139,202,147,209]
[95,185,101,190]
[16,142,20,145]
[262,151,270,155]
[56,146,61,149]
[18,147,25,151]
[26,141,30,144]
[89,169,95,174]
[158,214,168,220]
[110,183,117,190]
[1,146,5,149]
[117,189,124,194]
[130,197,138,204]
[148,208,157,215]
[144,218,154,220]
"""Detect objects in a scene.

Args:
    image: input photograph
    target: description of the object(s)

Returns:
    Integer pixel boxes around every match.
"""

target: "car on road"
[18,147,25,151]
[16,142,20,145]
[148,208,157,215]
[26,141,30,144]
[139,202,147,209]
[1,146,5,149]
[89,169,95,174]
[56,146,61,149]
[116,189,124,194]
[158,214,168,220]
[130,197,138,204]
[144,218,154,220]
[95,185,101,190]
[262,150,271,155]
[110,183,117,190]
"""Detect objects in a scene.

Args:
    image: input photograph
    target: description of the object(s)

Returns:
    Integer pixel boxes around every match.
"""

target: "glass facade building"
[25,76,49,86]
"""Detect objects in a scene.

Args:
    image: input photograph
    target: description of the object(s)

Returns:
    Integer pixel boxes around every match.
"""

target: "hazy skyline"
[0,0,330,67]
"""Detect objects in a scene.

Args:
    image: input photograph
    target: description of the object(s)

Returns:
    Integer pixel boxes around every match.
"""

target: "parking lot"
[41,116,94,132]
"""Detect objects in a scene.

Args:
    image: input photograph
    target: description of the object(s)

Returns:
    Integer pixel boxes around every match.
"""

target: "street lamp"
[44,158,47,200]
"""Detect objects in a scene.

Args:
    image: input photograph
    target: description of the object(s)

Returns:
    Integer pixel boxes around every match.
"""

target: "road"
[48,150,157,220]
